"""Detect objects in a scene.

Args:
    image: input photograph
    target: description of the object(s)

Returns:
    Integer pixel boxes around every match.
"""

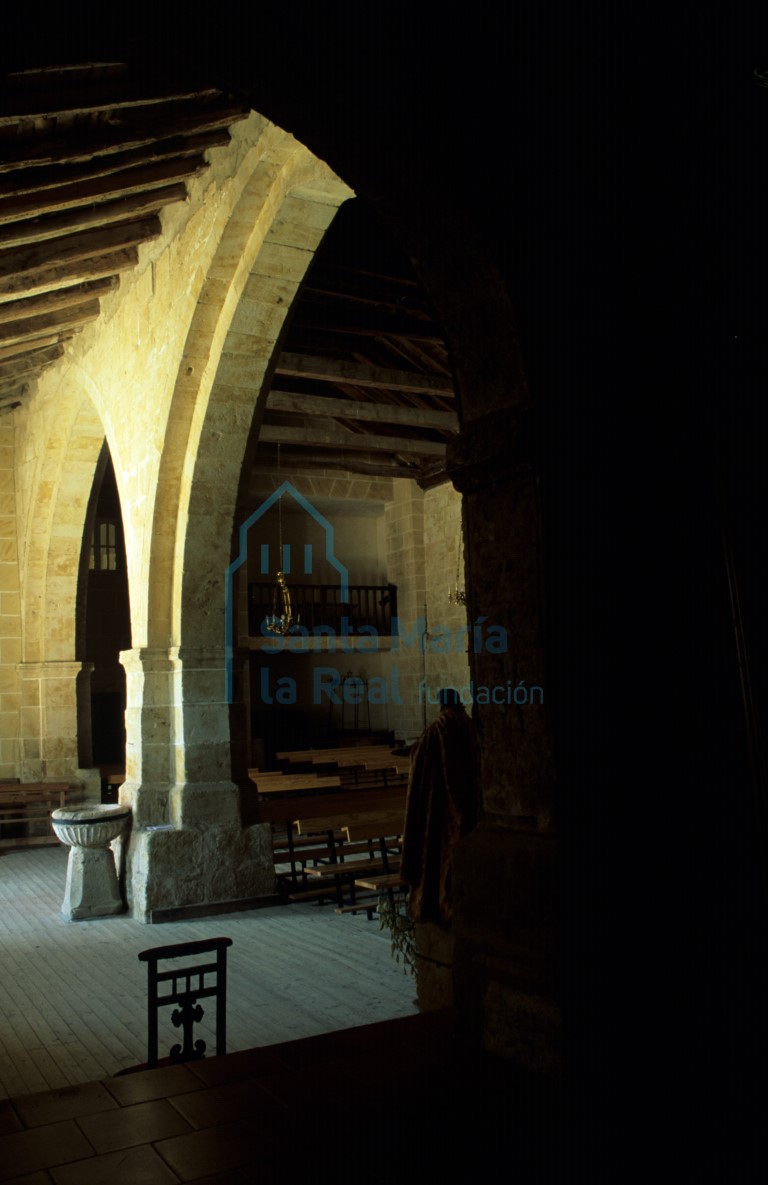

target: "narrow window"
[90,519,120,571]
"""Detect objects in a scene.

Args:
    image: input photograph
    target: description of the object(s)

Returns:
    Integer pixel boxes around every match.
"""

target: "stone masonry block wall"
[385,479,426,744]
[0,423,21,778]
[11,113,281,659]
[423,483,470,724]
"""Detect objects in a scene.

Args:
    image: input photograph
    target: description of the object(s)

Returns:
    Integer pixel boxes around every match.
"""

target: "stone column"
[0,424,22,780]
[384,479,426,744]
[446,405,560,1077]
[168,646,240,830]
[120,647,179,826]
[120,645,274,922]
[423,482,471,719]
[16,660,99,795]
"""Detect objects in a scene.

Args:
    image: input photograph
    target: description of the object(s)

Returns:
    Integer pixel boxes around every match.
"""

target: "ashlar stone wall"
[423,482,471,721]
[384,479,426,745]
[0,424,21,779]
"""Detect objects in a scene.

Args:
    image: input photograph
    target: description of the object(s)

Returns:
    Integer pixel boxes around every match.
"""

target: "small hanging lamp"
[448,529,467,606]
[265,446,300,635]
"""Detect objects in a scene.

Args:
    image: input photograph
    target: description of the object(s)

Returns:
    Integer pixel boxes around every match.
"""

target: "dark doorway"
[83,452,131,781]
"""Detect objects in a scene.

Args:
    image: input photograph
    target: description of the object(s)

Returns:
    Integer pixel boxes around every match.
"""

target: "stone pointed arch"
[123,118,350,846]
[144,127,352,653]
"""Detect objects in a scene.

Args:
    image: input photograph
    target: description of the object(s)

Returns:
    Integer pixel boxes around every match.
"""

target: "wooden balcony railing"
[248,583,397,637]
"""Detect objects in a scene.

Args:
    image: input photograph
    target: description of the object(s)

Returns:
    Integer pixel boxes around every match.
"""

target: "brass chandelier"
[265,447,300,635]
[448,531,467,606]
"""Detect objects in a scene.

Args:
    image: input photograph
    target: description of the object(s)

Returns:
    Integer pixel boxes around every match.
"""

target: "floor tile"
[76,1098,192,1154]
[254,1060,359,1106]
[167,1078,286,1131]
[102,1065,205,1107]
[50,1144,180,1185]
[0,1173,55,1185]
[185,1169,282,1185]
[153,1120,261,1181]
[185,1046,289,1087]
[0,1100,21,1136]
[0,1120,94,1181]
[12,1082,118,1129]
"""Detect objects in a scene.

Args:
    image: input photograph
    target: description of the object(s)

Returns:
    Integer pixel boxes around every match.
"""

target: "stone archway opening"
[77,445,131,789]
[228,195,470,775]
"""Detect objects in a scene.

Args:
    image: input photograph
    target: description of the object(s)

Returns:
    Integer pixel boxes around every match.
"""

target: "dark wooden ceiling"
[0,62,251,410]
[0,61,456,483]
[259,199,456,486]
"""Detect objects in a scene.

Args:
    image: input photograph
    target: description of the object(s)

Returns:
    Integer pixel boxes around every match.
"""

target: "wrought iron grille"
[137,936,233,1067]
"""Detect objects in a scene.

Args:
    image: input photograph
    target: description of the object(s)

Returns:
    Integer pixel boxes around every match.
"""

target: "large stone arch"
[122,118,351,916]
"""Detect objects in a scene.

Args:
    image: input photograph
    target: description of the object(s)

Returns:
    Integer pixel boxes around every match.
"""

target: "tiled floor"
[0,1009,562,1184]
[0,847,417,1100]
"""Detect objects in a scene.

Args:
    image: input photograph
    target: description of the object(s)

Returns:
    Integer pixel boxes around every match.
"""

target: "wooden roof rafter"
[0,63,253,406]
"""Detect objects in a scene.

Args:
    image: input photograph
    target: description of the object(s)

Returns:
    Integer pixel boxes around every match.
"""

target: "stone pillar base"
[62,847,124,921]
[415,922,455,1011]
[452,821,560,1078]
[127,820,275,923]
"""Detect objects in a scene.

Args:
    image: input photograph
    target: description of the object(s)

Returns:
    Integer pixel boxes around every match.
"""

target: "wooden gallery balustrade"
[248,583,397,637]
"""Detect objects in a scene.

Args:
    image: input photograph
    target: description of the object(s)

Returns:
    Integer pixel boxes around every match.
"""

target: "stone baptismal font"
[51,804,131,921]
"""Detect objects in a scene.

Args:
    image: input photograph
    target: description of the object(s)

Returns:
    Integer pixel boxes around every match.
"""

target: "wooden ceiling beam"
[255,449,420,479]
[0,185,188,249]
[274,352,454,396]
[0,129,229,199]
[0,343,64,379]
[0,247,137,302]
[0,109,245,174]
[0,375,31,398]
[0,220,158,286]
[0,158,206,223]
[267,389,458,430]
[259,422,446,456]
[0,279,118,325]
[0,335,66,360]
[0,83,222,124]
[0,403,25,417]
[293,315,445,344]
[0,300,101,347]
[302,284,430,315]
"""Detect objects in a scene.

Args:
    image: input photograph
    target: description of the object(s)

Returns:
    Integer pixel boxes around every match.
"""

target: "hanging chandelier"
[266,569,299,635]
[265,446,300,636]
[448,530,467,606]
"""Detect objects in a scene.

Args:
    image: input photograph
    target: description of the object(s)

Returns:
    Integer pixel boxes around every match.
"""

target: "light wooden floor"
[0,845,417,1101]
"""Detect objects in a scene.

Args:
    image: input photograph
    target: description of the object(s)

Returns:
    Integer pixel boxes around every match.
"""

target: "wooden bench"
[271,830,346,892]
[295,808,404,908]
[257,785,407,892]
[0,782,84,850]
[248,771,342,798]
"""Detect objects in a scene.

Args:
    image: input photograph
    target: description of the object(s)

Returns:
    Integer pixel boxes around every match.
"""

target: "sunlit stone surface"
[51,805,131,921]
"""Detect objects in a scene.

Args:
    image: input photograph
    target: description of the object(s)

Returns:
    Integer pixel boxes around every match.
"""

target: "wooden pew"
[248,770,375,887]
[275,745,396,775]
[353,870,409,913]
[0,782,84,850]
[255,785,406,828]
[247,771,343,797]
[292,806,404,908]
[262,785,405,891]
